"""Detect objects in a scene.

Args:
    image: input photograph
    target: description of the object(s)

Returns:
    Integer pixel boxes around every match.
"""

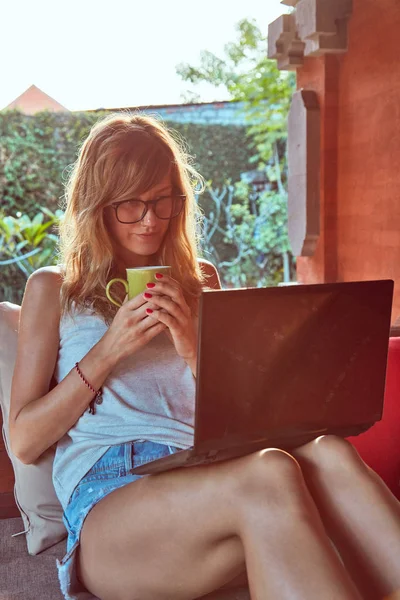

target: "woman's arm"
[9,267,117,465]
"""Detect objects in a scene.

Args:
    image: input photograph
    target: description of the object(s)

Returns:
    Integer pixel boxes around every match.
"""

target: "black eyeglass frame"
[108,194,186,224]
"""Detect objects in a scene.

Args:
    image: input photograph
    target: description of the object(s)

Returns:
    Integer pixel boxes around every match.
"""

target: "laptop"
[130,279,393,475]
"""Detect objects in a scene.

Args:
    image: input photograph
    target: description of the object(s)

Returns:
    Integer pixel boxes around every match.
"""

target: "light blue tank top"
[52,307,195,509]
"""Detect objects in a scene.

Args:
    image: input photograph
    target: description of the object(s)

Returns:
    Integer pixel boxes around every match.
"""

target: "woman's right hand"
[99,293,167,363]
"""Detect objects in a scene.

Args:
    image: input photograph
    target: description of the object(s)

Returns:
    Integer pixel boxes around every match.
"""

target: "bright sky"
[1,0,289,111]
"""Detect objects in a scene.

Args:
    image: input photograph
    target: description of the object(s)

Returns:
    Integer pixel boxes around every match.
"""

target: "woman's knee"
[293,434,367,477]
[234,448,306,509]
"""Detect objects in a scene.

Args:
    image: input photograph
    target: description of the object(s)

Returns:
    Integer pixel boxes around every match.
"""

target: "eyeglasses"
[108,194,186,224]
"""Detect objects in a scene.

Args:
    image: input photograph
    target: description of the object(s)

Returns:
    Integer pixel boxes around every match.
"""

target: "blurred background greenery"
[0,19,296,304]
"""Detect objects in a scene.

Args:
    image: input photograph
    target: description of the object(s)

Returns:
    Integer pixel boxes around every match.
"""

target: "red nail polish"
[146,282,156,288]
[144,292,152,299]
[146,308,153,314]
[155,273,163,279]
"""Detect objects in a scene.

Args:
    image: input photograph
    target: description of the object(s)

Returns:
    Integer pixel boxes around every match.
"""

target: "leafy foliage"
[177,17,297,284]
[0,207,62,302]
[177,18,296,167]
[0,110,110,217]
[200,180,294,288]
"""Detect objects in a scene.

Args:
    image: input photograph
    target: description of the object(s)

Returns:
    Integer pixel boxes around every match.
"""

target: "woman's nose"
[142,206,157,226]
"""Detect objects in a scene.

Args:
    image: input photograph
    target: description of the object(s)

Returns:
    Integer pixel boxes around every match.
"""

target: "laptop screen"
[194,280,393,450]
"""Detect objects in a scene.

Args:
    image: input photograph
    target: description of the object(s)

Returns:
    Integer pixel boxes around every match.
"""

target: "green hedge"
[0,110,255,303]
[0,110,254,218]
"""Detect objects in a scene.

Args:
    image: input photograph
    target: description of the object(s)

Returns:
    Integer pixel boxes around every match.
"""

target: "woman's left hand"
[143,273,198,372]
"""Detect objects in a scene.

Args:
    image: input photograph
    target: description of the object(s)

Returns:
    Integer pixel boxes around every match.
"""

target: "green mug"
[106,266,171,307]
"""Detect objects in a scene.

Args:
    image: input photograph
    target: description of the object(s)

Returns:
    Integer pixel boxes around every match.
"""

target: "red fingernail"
[146,308,153,314]
[155,273,163,279]
[144,292,152,299]
[146,282,156,288]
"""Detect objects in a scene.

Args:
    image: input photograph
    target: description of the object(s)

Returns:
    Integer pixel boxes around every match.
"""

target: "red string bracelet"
[74,362,103,415]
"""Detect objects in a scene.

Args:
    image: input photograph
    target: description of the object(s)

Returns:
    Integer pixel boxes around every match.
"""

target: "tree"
[177,18,296,168]
[177,18,296,284]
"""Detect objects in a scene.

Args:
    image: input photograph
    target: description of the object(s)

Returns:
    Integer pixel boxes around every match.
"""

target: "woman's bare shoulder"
[29,264,63,280]
[22,266,64,315]
[27,265,63,291]
[198,259,221,290]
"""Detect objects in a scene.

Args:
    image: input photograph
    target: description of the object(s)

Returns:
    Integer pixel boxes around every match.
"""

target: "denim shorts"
[57,440,180,600]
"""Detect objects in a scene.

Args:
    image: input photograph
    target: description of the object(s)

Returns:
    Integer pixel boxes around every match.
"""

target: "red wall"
[296,0,400,323]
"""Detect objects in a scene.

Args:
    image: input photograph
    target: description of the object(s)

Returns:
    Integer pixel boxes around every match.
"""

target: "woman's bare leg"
[292,435,400,600]
[77,448,360,600]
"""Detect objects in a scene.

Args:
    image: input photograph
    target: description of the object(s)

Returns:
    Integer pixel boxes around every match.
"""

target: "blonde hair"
[58,112,206,324]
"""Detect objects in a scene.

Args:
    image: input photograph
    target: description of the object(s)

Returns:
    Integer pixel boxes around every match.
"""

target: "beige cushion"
[0,302,66,555]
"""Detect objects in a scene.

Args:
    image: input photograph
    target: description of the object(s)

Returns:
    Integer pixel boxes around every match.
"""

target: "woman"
[9,113,400,600]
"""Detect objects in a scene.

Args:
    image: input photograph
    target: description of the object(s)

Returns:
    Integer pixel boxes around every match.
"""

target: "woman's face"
[104,173,173,268]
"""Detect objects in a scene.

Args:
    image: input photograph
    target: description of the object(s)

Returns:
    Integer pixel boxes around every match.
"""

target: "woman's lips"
[135,232,159,240]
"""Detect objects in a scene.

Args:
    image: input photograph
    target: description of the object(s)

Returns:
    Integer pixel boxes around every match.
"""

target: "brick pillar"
[268,0,400,323]
[295,54,340,284]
